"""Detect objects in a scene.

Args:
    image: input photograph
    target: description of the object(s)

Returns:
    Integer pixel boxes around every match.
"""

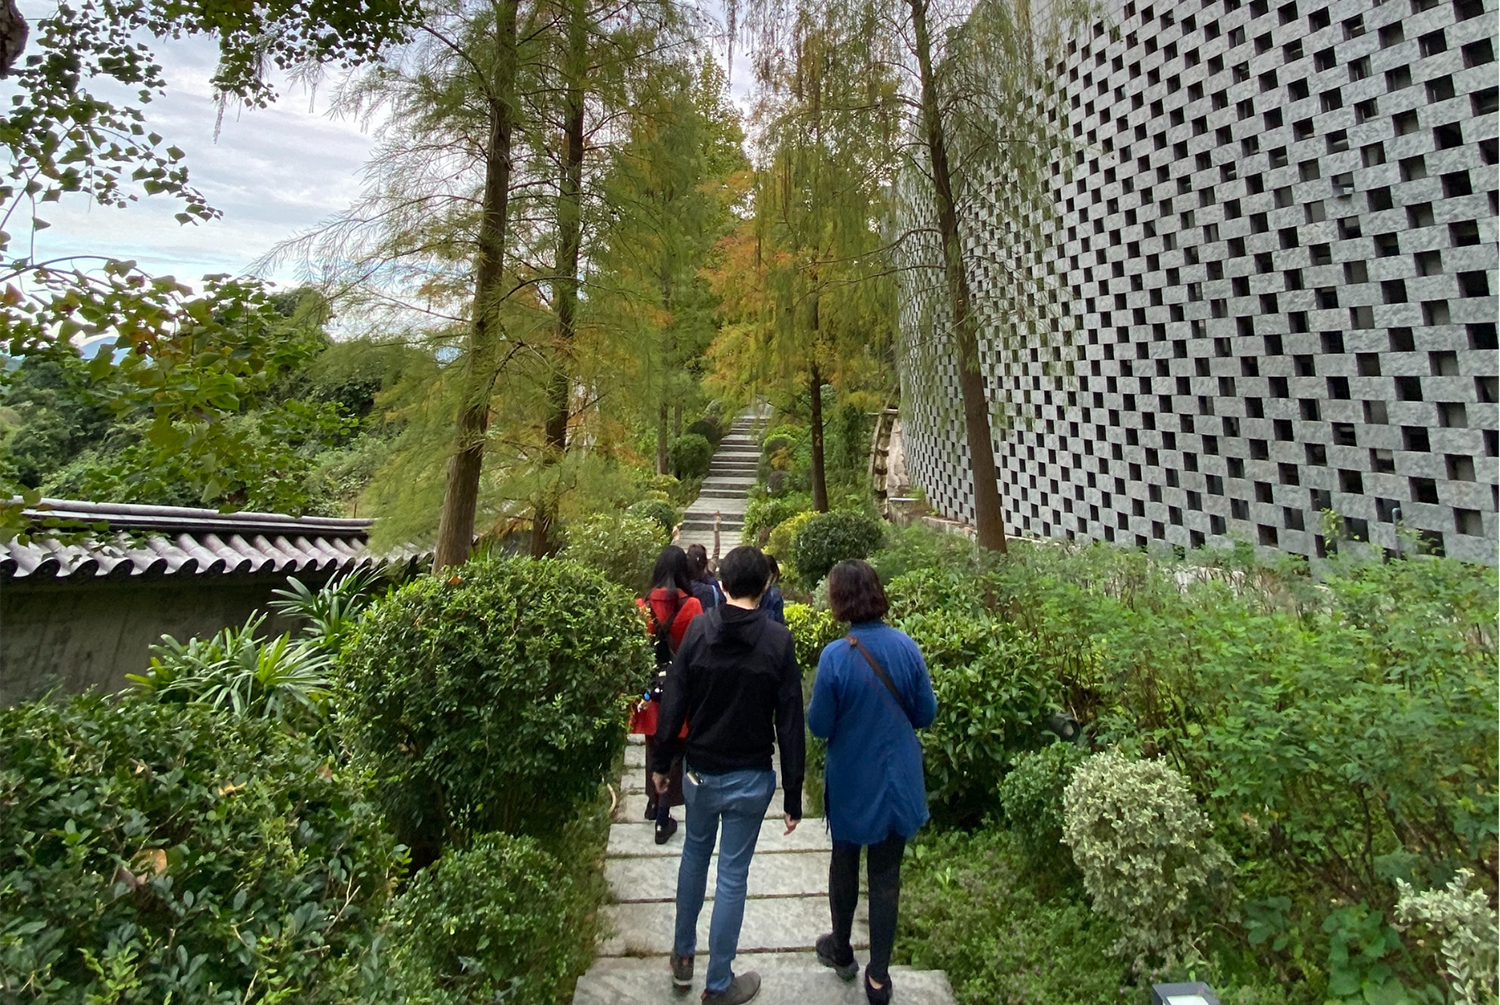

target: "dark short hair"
[765,555,780,584]
[685,543,710,576]
[718,546,770,600]
[650,545,694,594]
[828,560,889,624]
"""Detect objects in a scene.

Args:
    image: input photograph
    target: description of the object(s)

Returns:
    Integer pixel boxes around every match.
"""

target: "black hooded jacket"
[651,603,805,820]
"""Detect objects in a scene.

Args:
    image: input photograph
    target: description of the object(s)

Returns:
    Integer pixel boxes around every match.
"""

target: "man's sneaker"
[701,972,760,1005]
[644,801,658,821]
[815,933,858,981]
[655,816,678,845]
[864,970,893,1005]
[671,954,694,991]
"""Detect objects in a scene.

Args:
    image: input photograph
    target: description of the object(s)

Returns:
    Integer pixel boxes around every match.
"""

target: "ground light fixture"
[1153,983,1222,1005]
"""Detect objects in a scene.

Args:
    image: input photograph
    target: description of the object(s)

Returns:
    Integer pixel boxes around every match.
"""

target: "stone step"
[573,957,956,1005]
[599,895,866,957]
[615,791,788,823]
[608,818,828,857]
[681,521,744,533]
[607,848,847,901]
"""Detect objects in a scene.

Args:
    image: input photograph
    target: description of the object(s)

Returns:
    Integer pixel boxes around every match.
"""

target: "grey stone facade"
[896,0,1498,563]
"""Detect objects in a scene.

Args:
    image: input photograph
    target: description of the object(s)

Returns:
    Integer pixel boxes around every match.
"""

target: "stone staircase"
[570,739,955,1004]
[675,408,767,557]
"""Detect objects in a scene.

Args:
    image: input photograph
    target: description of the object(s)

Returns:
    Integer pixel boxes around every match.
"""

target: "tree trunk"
[532,0,587,559]
[907,0,1007,553]
[433,0,521,571]
[657,402,670,475]
[809,360,828,512]
[674,403,682,438]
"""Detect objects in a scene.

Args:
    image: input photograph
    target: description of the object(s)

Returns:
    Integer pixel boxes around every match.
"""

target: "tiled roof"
[3,499,430,582]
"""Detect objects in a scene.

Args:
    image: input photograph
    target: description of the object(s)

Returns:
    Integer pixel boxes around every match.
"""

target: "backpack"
[646,591,686,668]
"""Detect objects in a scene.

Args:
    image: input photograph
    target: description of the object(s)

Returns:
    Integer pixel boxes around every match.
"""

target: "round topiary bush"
[686,416,723,448]
[625,498,681,541]
[1062,750,1233,966]
[561,511,668,593]
[384,834,588,1005]
[668,433,713,479]
[336,556,652,862]
[791,509,886,586]
[0,694,402,1003]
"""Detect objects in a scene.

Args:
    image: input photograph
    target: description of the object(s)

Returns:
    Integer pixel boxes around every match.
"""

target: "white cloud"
[25,35,378,287]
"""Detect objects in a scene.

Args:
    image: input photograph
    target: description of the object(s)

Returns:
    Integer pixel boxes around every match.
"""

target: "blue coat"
[807,621,938,846]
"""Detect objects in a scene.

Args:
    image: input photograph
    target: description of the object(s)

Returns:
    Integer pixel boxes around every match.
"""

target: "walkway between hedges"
[675,406,768,558]
[570,739,956,1004]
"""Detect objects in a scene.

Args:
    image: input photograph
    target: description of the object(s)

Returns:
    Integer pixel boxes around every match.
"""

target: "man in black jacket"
[652,545,804,1005]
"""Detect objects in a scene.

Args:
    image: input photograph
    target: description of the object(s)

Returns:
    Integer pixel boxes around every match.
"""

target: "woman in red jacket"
[636,545,703,843]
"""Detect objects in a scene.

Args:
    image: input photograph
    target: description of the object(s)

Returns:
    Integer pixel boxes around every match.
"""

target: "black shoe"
[864,970,892,1005]
[645,801,658,820]
[655,816,678,844]
[815,933,858,981]
[702,972,760,1005]
[671,953,694,992]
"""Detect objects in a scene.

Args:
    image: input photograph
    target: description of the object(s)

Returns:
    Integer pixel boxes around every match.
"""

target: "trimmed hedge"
[0,695,402,1004]
[384,834,588,1005]
[336,556,652,862]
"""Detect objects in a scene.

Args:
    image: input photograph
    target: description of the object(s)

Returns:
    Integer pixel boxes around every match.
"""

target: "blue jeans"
[673,765,777,993]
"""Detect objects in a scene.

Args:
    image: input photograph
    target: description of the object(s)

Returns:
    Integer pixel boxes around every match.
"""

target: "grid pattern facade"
[897,0,1499,562]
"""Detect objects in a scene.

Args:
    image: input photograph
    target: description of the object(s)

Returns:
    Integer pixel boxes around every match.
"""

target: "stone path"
[570,739,956,1004]
[675,407,767,558]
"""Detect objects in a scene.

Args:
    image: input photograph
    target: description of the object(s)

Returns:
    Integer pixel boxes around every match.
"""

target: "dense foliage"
[336,556,651,863]
[0,297,423,518]
[0,696,404,1004]
[873,526,1498,1003]
[561,511,669,592]
[383,835,592,1005]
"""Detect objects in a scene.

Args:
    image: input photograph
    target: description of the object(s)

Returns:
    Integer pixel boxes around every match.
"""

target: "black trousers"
[829,832,906,982]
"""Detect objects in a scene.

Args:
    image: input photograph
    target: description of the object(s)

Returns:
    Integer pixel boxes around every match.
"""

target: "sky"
[24,35,381,286]
[22,21,756,291]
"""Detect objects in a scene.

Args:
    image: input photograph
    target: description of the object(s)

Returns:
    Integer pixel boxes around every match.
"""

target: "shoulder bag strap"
[847,634,913,726]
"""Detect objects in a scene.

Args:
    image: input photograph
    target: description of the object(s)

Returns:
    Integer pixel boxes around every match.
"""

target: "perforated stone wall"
[897,0,1498,562]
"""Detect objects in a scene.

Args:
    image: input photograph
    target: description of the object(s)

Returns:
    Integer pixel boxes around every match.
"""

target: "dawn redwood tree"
[714,6,899,511]
[732,0,1078,550]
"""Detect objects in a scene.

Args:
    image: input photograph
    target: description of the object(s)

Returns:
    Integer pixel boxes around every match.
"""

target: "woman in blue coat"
[806,560,937,1005]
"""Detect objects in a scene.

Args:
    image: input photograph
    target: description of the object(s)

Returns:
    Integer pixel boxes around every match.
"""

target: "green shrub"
[127,613,331,732]
[742,493,811,546]
[765,510,817,577]
[668,433,713,479]
[997,741,1089,880]
[784,602,841,673]
[869,522,979,584]
[1062,750,1233,967]
[384,834,587,1005]
[626,498,680,539]
[791,509,885,586]
[0,695,402,1003]
[561,511,667,593]
[885,565,987,620]
[897,612,1054,824]
[686,416,723,448]
[336,556,652,862]
[897,828,1128,1005]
